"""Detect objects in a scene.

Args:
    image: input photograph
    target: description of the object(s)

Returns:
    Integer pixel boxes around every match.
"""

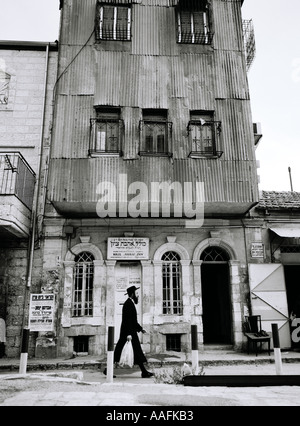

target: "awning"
[270,227,300,238]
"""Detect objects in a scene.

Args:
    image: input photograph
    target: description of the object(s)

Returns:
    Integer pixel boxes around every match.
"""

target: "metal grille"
[177,10,213,45]
[242,20,256,72]
[162,252,182,315]
[97,5,131,41]
[200,247,230,262]
[281,246,300,254]
[72,252,94,317]
[139,121,172,156]
[90,119,124,155]
[0,152,36,209]
[188,120,222,158]
[74,336,89,354]
[166,334,181,352]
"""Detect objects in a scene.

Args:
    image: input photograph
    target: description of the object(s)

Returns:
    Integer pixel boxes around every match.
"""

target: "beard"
[132,294,139,304]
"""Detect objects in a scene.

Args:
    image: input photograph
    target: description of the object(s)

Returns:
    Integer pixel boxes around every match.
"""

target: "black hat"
[125,286,140,296]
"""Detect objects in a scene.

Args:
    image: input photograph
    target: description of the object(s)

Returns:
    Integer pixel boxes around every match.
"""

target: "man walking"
[105,285,153,378]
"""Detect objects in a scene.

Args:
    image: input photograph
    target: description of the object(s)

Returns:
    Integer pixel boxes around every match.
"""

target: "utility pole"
[288,167,294,192]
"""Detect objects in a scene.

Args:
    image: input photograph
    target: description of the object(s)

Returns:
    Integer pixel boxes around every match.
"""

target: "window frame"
[72,252,95,318]
[188,111,222,159]
[139,110,173,157]
[97,4,131,42]
[162,252,183,316]
[90,108,124,157]
[176,9,212,45]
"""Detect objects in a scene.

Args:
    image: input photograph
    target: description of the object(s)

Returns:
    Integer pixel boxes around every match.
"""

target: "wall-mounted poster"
[251,242,265,259]
[29,294,55,332]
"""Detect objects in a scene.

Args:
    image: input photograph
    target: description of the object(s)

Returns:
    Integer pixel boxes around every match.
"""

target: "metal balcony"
[187,120,223,159]
[0,152,36,238]
[0,152,36,209]
[242,19,256,72]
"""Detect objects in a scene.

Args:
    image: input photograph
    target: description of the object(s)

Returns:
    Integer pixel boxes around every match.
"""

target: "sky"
[0,0,299,192]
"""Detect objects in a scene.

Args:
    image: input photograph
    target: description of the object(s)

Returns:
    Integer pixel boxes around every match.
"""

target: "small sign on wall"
[250,242,265,259]
[108,237,149,260]
[29,294,55,332]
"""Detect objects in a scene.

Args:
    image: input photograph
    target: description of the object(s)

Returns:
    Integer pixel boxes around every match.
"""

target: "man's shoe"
[141,371,154,378]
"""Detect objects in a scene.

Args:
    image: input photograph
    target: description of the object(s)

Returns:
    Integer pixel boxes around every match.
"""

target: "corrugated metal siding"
[94,52,170,108]
[212,0,244,52]
[48,157,257,204]
[215,50,249,100]
[216,99,255,161]
[132,5,177,56]
[60,0,96,46]
[50,0,258,207]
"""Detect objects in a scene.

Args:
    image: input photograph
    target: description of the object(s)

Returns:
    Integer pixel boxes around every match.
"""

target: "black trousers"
[0,343,5,358]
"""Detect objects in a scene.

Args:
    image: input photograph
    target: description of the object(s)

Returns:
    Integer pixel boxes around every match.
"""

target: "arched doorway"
[201,246,232,344]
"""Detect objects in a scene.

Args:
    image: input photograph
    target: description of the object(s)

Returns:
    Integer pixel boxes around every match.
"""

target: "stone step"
[203,344,234,352]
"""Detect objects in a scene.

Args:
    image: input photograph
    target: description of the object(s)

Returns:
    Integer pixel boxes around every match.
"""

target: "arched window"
[162,251,182,315]
[200,246,230,262]
[72,252,94,317]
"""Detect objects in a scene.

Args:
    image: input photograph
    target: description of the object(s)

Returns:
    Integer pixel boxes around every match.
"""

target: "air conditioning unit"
[253,122,263,147]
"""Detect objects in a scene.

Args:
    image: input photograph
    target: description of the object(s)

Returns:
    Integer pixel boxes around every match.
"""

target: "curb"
[1,356,300,373]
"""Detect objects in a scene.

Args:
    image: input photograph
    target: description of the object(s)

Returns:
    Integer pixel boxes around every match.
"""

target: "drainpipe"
[21,44,50,359]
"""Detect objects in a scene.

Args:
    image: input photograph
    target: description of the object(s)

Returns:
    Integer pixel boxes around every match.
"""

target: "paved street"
[1,359,300,407]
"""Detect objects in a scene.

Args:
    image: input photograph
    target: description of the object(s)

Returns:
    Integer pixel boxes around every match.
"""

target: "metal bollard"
[272,323,283,375]
[19,328,30,375]
[107,326,114,383]
[191,325,199,375]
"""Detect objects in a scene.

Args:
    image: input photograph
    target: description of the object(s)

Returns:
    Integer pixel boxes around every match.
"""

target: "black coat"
[114,297,147,365]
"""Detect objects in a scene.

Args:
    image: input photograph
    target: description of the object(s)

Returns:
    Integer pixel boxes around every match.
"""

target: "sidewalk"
[1,347,300,373]
[1,349,300,406]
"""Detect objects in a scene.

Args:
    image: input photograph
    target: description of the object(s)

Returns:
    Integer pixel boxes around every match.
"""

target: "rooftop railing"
[0,152,36,210]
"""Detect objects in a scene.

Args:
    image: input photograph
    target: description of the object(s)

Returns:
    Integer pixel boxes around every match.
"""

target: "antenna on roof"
[288,167,294,192]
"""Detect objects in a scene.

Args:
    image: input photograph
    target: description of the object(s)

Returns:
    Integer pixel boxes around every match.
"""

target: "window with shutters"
[96,4,131,41]
[176,6,212,45]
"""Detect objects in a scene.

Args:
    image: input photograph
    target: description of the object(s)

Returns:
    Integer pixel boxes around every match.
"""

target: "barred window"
[72,252,94,317]
[139,110,172,156]
[177,9,212,44]
[97,5,131,41]
[90,107,124,156]
[162,251,182,315]
[188,111,222,158]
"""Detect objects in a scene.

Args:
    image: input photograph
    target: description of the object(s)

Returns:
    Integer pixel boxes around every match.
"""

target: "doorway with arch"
[200,246,232,344]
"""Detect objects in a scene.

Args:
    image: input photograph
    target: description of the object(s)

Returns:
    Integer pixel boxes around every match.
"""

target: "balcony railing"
[89,118,124,156]
[242,19,256,72]
[187,120,223,158]
[0,152,36,209]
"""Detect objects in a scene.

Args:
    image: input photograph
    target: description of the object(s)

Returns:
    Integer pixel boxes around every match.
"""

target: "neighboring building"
[246,191,300,349]
[38,0,262,358]
[0,41,58,357]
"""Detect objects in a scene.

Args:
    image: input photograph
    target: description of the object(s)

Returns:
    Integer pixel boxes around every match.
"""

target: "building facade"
[246,191,300,350]
[0,41,58,357]
[37,0,262,358]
